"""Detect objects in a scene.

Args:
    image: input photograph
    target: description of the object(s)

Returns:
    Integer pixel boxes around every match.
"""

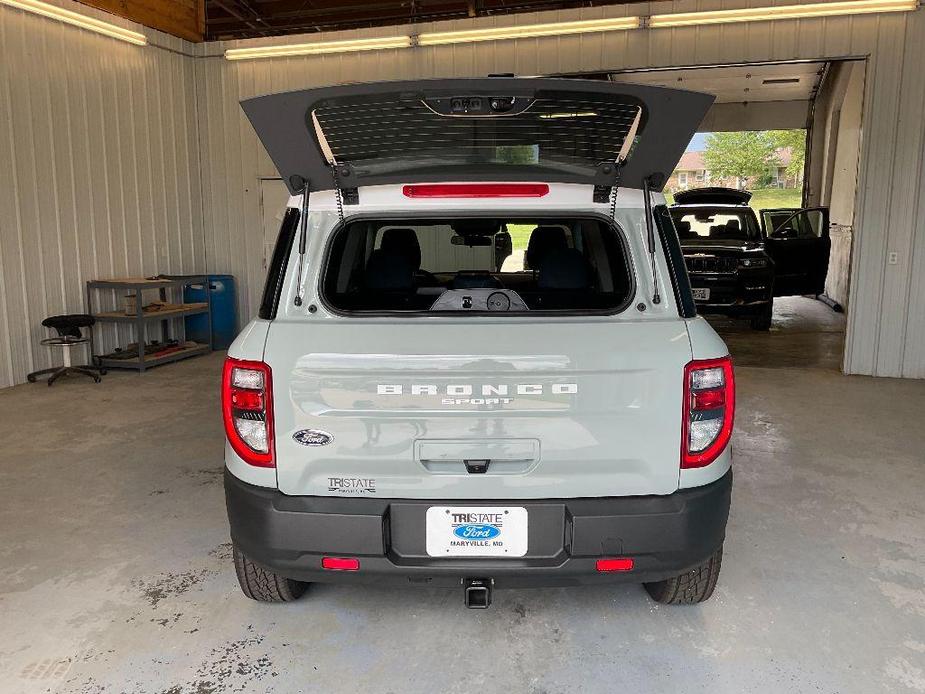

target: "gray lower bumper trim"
[224,468,732,588]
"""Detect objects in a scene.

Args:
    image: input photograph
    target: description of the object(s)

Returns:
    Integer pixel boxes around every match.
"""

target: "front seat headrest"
[364,249,414,291]
[724,219,741,236]
[380,228,421,270]
[675,220,693,238]
[538,249,592,290]
[525,226,568,270]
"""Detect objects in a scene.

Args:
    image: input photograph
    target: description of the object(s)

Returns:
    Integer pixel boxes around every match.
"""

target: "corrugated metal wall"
[0,4,204,388]
[195,2,925,379]
[1,0,924,383]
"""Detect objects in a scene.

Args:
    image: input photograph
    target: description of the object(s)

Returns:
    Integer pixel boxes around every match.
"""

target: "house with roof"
[668,151,710,191]
[667,147,801,192]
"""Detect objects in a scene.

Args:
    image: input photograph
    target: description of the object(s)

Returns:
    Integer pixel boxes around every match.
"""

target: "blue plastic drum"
[184,275,237,350]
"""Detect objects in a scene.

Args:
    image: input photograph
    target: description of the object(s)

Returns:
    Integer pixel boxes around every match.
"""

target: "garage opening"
[254,61,869,373]
[567,59,866,371]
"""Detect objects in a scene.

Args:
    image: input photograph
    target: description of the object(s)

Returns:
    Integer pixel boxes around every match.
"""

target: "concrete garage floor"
[1,298,923,694]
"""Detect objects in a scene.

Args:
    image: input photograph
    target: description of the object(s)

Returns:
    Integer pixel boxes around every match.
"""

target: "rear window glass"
[670,206,761,243]
[311,92,641,182]
[322,217,633,314]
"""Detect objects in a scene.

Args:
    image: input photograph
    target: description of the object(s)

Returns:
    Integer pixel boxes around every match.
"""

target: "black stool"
[27,315,105,386]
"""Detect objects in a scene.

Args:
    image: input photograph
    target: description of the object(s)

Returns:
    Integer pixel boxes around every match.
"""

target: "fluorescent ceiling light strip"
[0,0,147,44]
[650,0,918,27]
[418,16,640,46]
[225,35,412,60]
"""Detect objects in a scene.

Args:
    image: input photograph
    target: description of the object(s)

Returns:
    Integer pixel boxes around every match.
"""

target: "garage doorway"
[571,59,866,371]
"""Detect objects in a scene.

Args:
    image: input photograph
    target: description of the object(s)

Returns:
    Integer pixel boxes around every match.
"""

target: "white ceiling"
[615,62,826,103]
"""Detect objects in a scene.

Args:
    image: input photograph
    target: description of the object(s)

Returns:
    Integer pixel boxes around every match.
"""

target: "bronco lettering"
[378,383,578,396]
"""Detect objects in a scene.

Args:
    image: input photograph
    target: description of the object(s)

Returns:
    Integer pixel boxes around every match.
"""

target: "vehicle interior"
[322,217,634,313]
[671,207,762,243]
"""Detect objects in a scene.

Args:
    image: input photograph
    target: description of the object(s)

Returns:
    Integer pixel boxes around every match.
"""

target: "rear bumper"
[224,468,732,589]
[689,268,774,316]
[696,299,771,316]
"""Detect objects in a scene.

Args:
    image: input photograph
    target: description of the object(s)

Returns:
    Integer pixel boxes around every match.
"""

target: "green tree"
[767,129,806,178]
[703,131,776,189]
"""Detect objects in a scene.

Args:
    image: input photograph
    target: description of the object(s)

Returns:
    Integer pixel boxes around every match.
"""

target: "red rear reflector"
[322,557,360,571]
[691,388,725,410]
[231,388,264,411]
[596,558,634,572]
[402,183,549,198]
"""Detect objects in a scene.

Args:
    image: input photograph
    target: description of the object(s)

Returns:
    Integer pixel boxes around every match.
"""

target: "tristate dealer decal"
[328,477,376,495]
[377,383,578,406]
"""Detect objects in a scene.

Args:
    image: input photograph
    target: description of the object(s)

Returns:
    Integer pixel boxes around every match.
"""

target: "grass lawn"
[506,188,803,251]
[508,224,535,251]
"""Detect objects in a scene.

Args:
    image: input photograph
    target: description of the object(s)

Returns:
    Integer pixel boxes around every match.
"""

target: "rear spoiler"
[241,78,714,194]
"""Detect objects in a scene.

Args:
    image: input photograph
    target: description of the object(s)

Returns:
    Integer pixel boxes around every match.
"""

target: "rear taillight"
[682,356,735,468]
[222,357,274,467]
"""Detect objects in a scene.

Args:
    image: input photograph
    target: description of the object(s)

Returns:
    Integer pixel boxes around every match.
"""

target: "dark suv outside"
[670,187,831,331]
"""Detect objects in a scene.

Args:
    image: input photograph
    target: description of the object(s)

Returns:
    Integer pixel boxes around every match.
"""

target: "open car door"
[761,207,831,296]
[240,78,714,195]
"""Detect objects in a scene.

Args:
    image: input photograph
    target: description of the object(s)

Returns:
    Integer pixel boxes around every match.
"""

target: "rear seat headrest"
[380,228,421,270]
[525,226,568,269]
[364,249,414,291]
[538,248,592,290]
[709,219,741,238]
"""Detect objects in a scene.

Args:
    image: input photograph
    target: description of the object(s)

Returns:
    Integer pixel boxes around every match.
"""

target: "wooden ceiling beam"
[204,0,642,41]
[77,0,205,41]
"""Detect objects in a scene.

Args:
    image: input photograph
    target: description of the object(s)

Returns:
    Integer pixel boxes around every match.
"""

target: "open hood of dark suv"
[241,78,714,194]
[673,187,752,205]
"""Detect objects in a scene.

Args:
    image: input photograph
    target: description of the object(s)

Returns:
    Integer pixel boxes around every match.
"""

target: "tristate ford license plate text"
[426,506,528,557]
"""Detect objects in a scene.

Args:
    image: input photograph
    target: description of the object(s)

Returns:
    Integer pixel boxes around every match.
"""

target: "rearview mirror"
[451,234,492,247]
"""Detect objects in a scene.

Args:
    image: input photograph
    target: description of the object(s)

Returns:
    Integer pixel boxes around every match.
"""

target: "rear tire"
[750,301,773,331]
[644,545,723,604]
[232,544,308,602]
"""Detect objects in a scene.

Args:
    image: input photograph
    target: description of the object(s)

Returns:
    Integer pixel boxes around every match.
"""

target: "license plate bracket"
[692,287,711,300]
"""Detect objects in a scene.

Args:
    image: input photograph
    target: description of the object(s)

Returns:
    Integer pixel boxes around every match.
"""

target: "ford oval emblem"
[292,429,333,447]
[453,524,500,540]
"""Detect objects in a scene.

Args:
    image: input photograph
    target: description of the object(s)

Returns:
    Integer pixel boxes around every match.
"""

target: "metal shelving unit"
[86,277,212,372]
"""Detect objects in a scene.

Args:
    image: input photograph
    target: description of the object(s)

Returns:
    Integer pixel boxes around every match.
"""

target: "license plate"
[692,287,711,300]
[426,506,528,557]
